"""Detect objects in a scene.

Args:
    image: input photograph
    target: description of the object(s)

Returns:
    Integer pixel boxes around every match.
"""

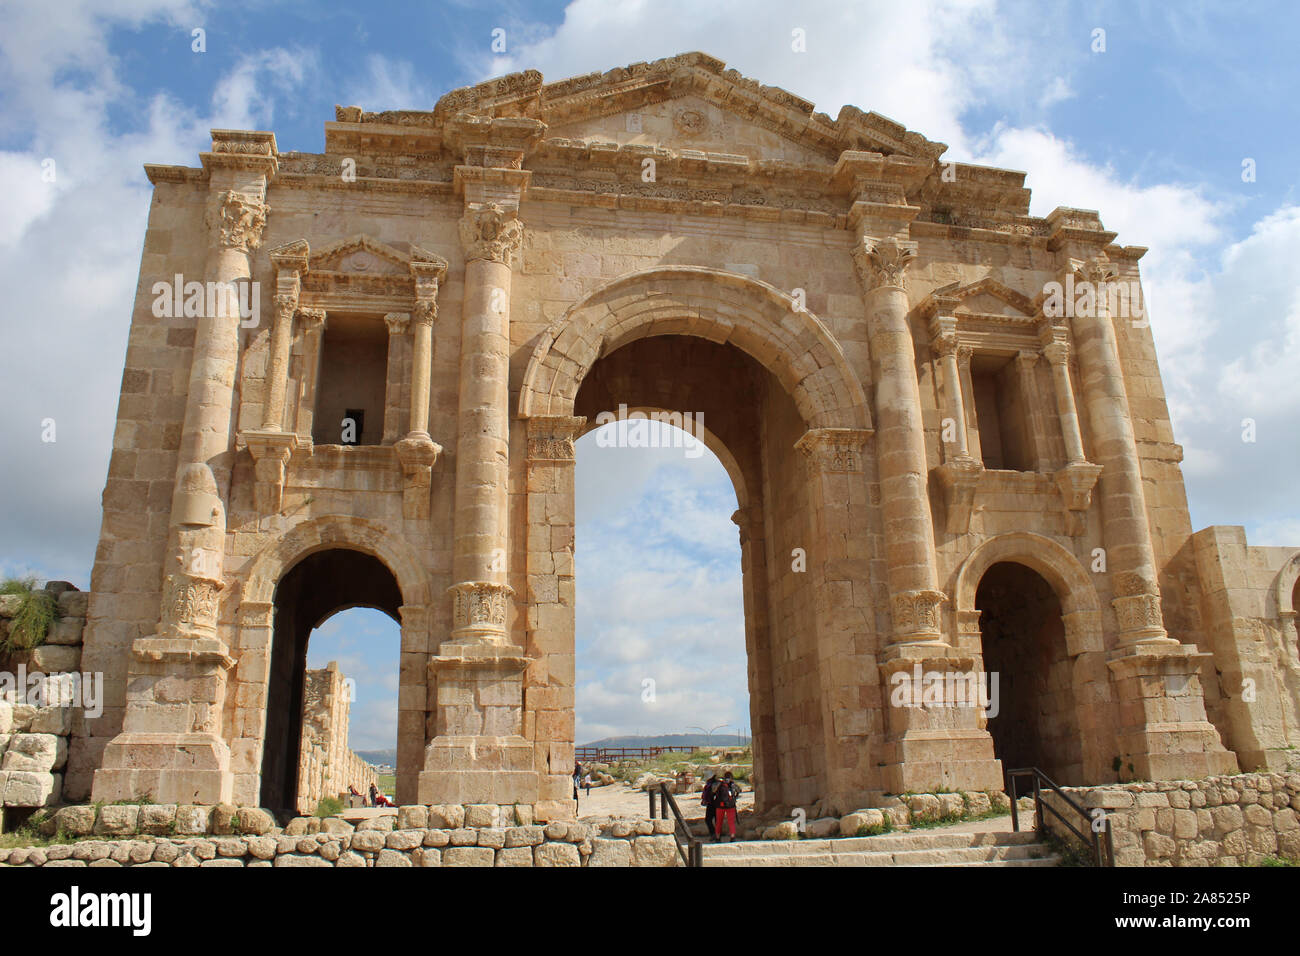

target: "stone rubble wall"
[1041,771,1300,866]
[0,803,680,868]
[0,584,87,810]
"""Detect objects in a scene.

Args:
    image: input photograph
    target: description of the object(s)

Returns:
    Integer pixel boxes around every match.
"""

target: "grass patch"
[0,578,58,653]
[855,816,896,838]
[314,797,343,818]
[1260,855,1299,867]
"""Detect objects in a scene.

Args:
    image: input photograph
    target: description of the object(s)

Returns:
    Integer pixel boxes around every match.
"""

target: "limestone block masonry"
[72,52,1300,820]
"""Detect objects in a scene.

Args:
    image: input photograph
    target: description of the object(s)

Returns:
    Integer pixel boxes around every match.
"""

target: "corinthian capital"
[209,190,268,252]
[459,202,524,266]
[852,236,917,292]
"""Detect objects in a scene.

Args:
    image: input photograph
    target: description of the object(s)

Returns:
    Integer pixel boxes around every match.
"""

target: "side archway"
[953,531,1102,656]
[518,266,872,433]
[233,515,433,809]
[953,532,1105,783]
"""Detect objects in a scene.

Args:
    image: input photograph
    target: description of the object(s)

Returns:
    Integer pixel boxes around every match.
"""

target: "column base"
[92,733,232,805]
[877,656,1004,794]
[417,735,538,805]
[1107,643,1238,781]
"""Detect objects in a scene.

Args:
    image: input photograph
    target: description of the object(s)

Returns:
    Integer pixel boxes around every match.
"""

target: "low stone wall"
[0,584,87,813]
[0,803,681,867]
[1041,771,1300,866]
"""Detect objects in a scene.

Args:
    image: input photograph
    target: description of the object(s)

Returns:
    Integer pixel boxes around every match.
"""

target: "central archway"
[519,267,878,814]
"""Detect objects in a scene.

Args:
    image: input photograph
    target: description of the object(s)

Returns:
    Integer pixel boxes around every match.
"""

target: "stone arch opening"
[260,548,401,811]
[521,268,879,814]
[974,561,1084,784]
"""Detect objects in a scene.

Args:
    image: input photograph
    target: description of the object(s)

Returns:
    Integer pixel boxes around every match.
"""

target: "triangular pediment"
[310,235,412,275]
[933,277,1037,318]
[420,52,945,164]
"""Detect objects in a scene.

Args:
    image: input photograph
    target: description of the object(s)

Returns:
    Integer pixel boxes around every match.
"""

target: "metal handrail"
[649,782,703,867]
[1008,767,1113,866]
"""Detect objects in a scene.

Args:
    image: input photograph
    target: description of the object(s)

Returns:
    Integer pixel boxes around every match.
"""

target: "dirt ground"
[574,780,756,826]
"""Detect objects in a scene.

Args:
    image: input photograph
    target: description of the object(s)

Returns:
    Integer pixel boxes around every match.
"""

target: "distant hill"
[578,733,748,749]
[356,749,397,767]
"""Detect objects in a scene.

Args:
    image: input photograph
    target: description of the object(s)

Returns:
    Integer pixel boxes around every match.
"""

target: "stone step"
[701,828,1039,857]
[703,841,1058,867]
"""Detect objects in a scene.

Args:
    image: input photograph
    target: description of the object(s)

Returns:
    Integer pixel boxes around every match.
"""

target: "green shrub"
[0,578,58,653]
[315,797,344,818]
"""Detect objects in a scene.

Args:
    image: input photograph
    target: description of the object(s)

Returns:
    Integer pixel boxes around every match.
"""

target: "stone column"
[930,318,982,534]
[957,345,983,463]
[94,131,277,804]
[1041,332,1102,536]
[393,256,448,521]
[1015,350,1051,472]
[446,202,522,643]
[732,504,781,811]
[1069,258,1172,647]
[851,236,946,649]
[381,312,410,444]
[1042,336,1087,463]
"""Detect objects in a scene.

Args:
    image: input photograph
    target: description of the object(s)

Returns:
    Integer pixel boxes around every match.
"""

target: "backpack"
[717,781,738,808]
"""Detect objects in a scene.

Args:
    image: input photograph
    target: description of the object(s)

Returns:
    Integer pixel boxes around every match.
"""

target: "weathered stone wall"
[1,803,679,868]
[1042,770,1300,866]
[295,663,377,813]
[0,584,88,811]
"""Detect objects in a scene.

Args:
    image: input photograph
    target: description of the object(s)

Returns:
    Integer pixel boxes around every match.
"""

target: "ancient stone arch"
[231,515,432,806]
[1271,549,1300,622]
[953,531,1102,656]
[241,513,431,607]
[518,265,873,433]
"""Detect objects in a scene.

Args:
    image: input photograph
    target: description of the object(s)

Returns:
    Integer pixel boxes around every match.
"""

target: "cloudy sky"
[1,1,1297,749]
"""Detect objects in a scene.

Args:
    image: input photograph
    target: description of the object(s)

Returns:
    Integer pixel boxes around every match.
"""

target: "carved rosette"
[448,580,515,641]
[209,190,268,253]
[459,202,524,266]
[891,588,948,642]
[795,427,872,474]
[852,236,917,292]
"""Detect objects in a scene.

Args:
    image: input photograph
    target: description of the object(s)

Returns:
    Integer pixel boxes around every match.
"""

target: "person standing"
[701,772,721,839]
[714,771,740,843]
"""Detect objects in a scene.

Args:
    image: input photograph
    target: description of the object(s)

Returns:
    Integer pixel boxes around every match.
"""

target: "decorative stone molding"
[1110,570,1170,646]
[794,427,873,473]
[384,311,411,335]
[933,456,983,534]
[410,252,449,316]
[161,573,224,636]
[852,236,917,292]
[891,588,948,643]
[208,190,267,252]
[393,433,442,520]
[448,580,515,643]
[459,202,524,266]
[525,415,585,462]
[1054,460,1103,536]
[243,429,298,514]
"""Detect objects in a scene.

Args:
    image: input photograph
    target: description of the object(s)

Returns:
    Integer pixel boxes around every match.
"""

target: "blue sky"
[2,1,1299,749]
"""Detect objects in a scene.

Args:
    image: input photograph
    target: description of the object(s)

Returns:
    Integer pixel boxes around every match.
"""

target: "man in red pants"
[713,771,740,842]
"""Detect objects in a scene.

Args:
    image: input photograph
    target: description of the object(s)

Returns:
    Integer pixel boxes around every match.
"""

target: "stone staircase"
[700,828,1059,867]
